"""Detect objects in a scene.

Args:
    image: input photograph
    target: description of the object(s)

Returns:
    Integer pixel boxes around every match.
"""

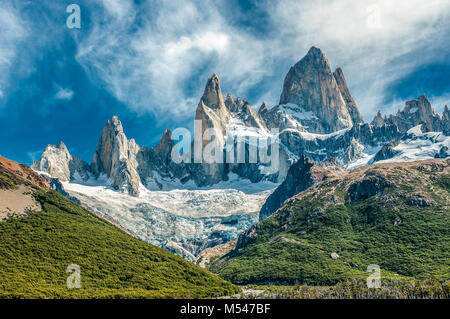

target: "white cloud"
[75,0,273,122]
[0,3,27,100]
[55,87,74,101]
[74,0,450,123]
[269,0,450,119]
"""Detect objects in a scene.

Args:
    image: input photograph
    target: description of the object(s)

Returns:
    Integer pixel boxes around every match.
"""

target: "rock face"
[31,141,90,182]
[333,67,364,125]
[374,95,443,133]
[278,46,354,133]
[371,140,400,162]
[442,105,450,132]
[348,171,391,202]
[31,142,72,181]
[195,73,231,148]
[259,156,347,221]
[91,116,141,196]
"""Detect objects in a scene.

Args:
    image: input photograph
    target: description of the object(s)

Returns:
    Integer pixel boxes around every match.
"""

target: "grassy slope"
[0,190,239,298]
[211,160,450,286]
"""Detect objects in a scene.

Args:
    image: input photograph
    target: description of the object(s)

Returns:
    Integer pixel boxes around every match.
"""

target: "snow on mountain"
[30,46,449,262]
[226,117,270,139]
[61,175,277,262]
[372,125,450,164]
[277,103,319,121]
[346,144,383,170]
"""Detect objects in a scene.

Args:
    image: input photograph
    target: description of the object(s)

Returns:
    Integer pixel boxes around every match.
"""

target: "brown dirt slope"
[0,155,49,190]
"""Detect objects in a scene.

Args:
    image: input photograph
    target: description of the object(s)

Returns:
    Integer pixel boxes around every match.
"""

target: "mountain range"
[0,155,238,298]
[30,46,450,261]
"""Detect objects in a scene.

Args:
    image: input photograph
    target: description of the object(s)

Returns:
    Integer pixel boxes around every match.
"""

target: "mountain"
[31,141,91,183]
[31,46,449,261]
[372,95,445,132]
[91,116,141,196]
[259,156,347,221]
[210,158,450,285]
[33,48,449,195]
[370,125,449,164]
[0,155,238,298]
[276,46,356,133]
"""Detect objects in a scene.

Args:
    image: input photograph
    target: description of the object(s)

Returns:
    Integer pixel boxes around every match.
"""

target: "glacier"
[60,174,277,262]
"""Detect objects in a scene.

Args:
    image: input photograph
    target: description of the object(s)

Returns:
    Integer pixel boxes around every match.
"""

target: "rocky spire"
[31,141,72,182]
[91,116,141,196]
[225,93,234,109]
[385,95,442,132]
[333,67,364,124]
[278,46,354,133]
[195,74,231,148]
[153,129,174,159]
[201,73,224,109]
[372,110,385,127]
[258,102,268,115]
[442,105,449,131]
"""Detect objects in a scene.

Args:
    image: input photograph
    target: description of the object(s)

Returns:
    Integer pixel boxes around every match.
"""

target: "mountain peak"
[201,74,224,109]
[31,141,73,182]
[92,115,140,196]
[372,110,385,127]
[107,115,124,133]
[405,95,435,115]
[57,141,68,150]
[279,47,354,133]
[225,93,234,109]
[152,129,175,161]
[157,129,173,148]
[300,46,330,68]
[258,102,268,114]
[306,46,324,57]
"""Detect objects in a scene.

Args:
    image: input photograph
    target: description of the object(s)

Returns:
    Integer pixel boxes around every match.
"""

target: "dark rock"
[259,156,346,221]
[435,146,449,159]
[348,172,391,202]
[372,140,401,162]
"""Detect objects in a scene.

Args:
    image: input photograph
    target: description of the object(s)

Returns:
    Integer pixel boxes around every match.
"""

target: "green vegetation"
[0,190,239,298]
[0,173,18,189]
[239,278,449,299]
[210,162,450,286]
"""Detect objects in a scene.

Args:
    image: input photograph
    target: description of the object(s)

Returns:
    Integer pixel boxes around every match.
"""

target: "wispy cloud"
[27,149,43,162]
[74,0,450,122]
[0,3,28,101]
[269,0,450,118]
[55,86,74,101]
[75,0,273,122]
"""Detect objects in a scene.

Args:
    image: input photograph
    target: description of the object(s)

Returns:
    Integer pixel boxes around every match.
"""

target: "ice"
[277,103,318,121]
[61,174,277,259]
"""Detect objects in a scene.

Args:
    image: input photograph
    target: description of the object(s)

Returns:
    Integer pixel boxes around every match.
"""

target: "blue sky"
[1,0,449,164]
